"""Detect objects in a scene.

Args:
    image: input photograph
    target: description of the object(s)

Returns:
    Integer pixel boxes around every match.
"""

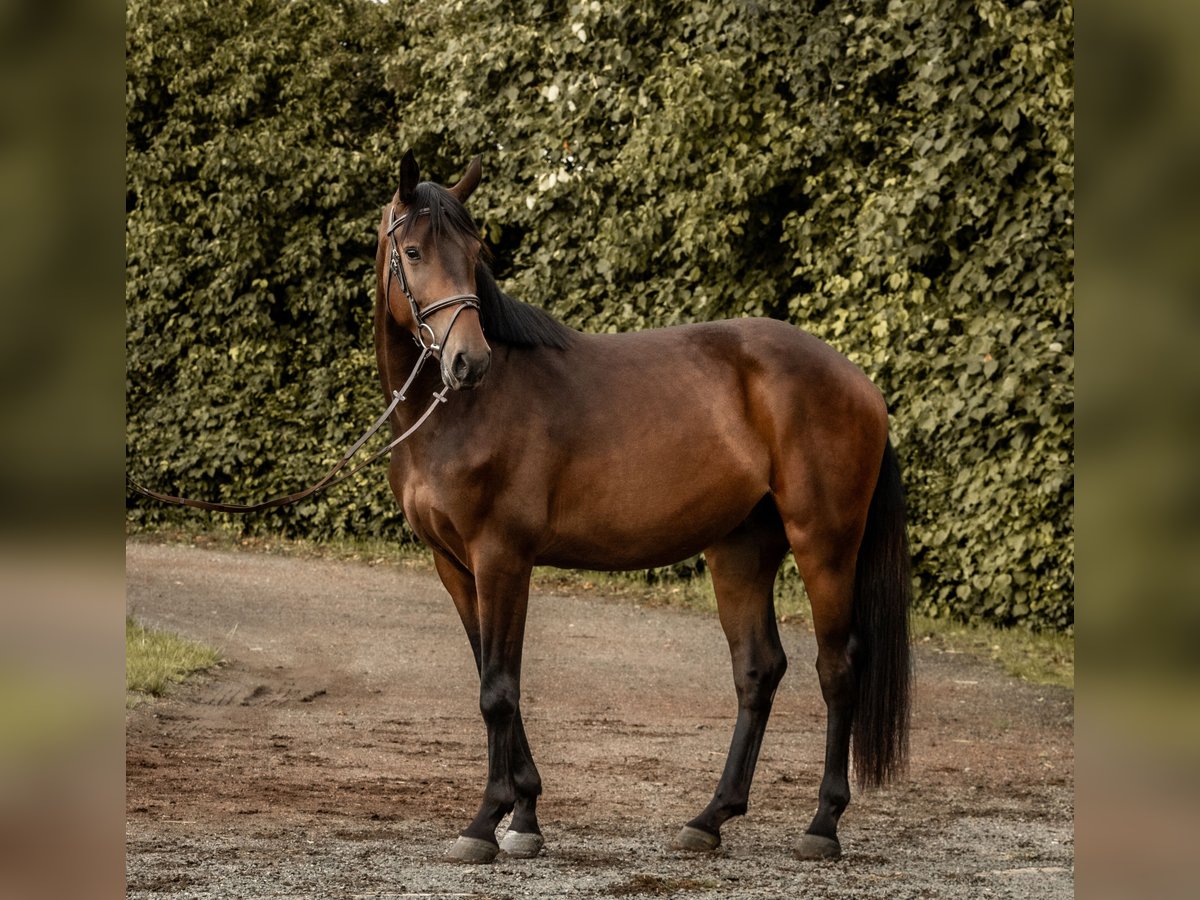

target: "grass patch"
[127,528,1071,689]
[126,618,222,706]
[911,614,1074,689]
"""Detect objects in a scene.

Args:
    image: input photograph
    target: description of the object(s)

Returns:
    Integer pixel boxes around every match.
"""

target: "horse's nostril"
[453,353,471,382]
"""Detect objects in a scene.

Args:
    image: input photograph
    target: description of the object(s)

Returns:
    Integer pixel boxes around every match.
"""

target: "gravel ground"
[126,540,1073,898]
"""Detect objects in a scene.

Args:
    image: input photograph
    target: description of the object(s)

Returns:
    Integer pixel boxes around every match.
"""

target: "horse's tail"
[851,438,913,789]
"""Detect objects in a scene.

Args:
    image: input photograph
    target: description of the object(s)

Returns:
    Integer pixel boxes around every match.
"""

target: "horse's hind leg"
[673,498,789,852]
[789,550,859,860]
[433,552,544,862]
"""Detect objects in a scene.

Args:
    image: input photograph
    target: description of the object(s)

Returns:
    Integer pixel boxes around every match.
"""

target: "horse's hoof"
[448,835,499,864]
[499,830,545,858]
[794,832,841,860]
[671,825,721,852]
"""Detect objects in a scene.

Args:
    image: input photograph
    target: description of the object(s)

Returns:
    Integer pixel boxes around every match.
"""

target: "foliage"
[127,0,1074,631]
[126,0,403,539]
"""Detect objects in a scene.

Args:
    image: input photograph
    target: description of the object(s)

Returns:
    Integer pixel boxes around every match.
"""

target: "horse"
[375,151,912,864]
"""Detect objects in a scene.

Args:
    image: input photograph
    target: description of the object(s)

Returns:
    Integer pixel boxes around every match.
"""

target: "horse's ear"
[448,155,482,203]
[398,150,420,204]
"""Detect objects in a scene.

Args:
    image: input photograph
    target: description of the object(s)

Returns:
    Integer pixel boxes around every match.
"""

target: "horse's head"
[380,151,491,391]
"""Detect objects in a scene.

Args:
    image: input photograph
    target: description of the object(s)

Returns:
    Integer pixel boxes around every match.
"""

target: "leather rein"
[125,204,478,514]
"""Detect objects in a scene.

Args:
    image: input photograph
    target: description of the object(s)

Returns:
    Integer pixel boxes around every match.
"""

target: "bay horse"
[376,152,912,863]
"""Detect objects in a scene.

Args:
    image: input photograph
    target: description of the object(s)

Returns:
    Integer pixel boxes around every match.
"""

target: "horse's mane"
[473,263,575,351]
[398,181,576,351]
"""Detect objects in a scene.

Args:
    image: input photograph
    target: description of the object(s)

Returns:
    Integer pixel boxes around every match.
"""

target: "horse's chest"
[399,477,443,532]
[396,468,479,558]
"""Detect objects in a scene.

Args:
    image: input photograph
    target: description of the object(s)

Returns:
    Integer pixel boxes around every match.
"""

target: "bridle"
[386,205,481,357]
[124,206,483,514]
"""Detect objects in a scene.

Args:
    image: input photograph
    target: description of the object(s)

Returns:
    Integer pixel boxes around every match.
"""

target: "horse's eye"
[405,247,421,261]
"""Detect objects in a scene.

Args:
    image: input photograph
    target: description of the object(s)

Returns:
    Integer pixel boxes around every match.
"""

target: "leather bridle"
[123,207,480,514]
[386,205,481,357]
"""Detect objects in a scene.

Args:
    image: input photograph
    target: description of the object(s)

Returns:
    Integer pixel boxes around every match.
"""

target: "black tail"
[851,439,913,789]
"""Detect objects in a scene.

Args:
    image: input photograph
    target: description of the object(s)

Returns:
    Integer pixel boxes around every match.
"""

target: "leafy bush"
[127,0,1074,631]
[126,0,402,537]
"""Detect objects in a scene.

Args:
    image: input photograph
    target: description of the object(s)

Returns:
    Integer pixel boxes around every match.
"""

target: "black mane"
[399,181,576,351]
[474,263,575,351]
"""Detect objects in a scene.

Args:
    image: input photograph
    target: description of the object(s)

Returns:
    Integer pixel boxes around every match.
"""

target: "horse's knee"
[735,649,787,710]
[479,676,519,723]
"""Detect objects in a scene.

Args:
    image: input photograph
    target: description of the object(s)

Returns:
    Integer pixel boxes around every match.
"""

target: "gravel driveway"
[126,540,1073,898]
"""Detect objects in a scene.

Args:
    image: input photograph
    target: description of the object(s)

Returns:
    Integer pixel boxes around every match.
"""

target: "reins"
[127,202,481,514]
[126,347,445,513]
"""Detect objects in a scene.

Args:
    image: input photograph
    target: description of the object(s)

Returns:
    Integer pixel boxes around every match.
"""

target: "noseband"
[386,206,481,356]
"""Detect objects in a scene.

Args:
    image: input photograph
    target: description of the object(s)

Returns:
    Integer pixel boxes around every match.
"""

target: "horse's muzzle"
[443,347,491,390]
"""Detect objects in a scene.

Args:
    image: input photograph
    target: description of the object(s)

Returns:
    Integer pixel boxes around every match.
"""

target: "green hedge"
[126,0,402,537]
[126,0,1074,631]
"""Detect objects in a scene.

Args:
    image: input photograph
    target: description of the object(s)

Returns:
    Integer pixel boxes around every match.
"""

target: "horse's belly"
[536,455,766,570]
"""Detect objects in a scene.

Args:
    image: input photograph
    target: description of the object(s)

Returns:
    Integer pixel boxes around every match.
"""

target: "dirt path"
[125,540,1073,899]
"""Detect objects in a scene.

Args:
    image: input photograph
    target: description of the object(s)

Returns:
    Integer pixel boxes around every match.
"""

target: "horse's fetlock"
[483,784,518,813]
[515,770,542,798]
[820,779,851,817]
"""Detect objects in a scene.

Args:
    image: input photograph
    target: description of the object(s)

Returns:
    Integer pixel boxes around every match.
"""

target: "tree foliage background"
[126,0,1074,631]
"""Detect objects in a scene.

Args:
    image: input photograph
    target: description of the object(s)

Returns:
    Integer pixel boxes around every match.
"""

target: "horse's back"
[581,317,887,453]
[504,317,888,570]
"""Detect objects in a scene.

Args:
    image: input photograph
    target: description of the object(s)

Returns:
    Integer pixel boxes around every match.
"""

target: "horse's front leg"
[436,552,543,864]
